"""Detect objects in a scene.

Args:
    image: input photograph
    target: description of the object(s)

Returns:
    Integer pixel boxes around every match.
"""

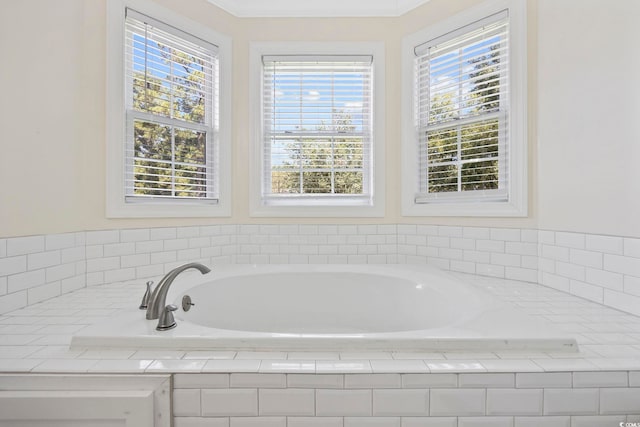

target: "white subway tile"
[516,373,572,388]
[345,418,400,427]
[543,389,598,415]
[373,389,429,416]
[27,282,60,305]
[85,230,119,245]
[60,246,84,264]
[438,226,463,237]
[103,242,135,257]
[146,360,205,372]
[569,249,603,269]
[370,360,428,373]
[569,416,626,427]
[624,275,640,296]
[475,264,505,278]
[0,277,6,295]
[86,257,119,272]
[151,228,176,240]
[401,417,457,427]
[491,253,521,267]
[104,268,136,283]
[288,374,343,388]
[541,273,570,292]
[345,374,401,388]
[629,371,640,386]
[427,236,449,248]
[463,227,490,240]
[0,256,27,276]
[457,417,513,427]
[458,373,514,388]
[230,373,286,388]
[600,388,640,414]
[230,418,285,427]
[288,418,342,427]
[121,253,150,268]
[429,389,485,416]
[624,238,640,258]
[556,262,585,280]
[586,235,623,255]
[27,251,61,270]
[8,269,45,293]
[316,389,372,416]
[120,228,150,242]
[258,389,315,416]
[604,290,640,317]
[45,233,76,251]
[542,245,570,262]
[585,268,624,291]
[572,371,628,388]
[177,226,200,238]
[554,232,585,249]
[514,416,569,427]
[6,236,45,256]
[201,389,258,416]
[402,374,457,388]
[464,250,491,263]
[521,229,538,243]
[491,228,521,242]
[450,238,476,250]
[486,389,542,415]
[0,239,6,258]
[506,242,538,256]
[505,267,538,283]
[476,240,505,253]
[605,254,640,277]
[317,360,372,373]
[135,240,163,254]
[173,389,201,416]
[569,280,603,304]
[173,374,230,389]
[45,263,76,282]
[202,360,260,373]
[0,291,27,315]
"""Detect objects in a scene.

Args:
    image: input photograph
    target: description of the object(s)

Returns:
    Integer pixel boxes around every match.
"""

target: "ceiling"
[206,0,432,17]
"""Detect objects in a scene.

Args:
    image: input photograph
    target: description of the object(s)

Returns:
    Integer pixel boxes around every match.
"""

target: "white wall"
[5,0,637,240]
[537,0,640,238]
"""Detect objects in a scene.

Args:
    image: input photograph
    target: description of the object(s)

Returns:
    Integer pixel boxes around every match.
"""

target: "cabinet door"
[0,390,154,427]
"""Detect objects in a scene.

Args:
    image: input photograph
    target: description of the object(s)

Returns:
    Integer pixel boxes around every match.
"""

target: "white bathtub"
[72,264,578,352]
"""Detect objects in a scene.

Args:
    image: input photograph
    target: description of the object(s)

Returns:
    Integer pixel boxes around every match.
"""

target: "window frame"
[401,0,527,217]
[249,42,385,218]
[106,0,231,218]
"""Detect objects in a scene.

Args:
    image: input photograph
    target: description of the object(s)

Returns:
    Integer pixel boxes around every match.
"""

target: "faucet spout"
[146,262,211,320]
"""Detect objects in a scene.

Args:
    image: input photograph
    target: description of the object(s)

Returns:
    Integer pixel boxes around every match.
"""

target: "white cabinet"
[0,375,170,427]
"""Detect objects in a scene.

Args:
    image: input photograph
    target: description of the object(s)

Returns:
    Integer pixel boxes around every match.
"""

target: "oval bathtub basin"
[72,264,578,352]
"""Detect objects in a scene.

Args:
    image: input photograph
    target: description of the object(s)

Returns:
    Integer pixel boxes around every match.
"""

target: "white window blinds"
[262,56,373,204]
[124,9,219,202]
[414,11,509,203]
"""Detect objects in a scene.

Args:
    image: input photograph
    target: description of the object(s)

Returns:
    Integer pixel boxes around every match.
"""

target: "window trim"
[106,0,232,218]
[249,42,385,218]
[401,0,527,217]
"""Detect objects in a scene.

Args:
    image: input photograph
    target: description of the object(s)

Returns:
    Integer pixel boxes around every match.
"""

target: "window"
[401,0,527,216]
[106,0,231,217]
[250,43,385,217]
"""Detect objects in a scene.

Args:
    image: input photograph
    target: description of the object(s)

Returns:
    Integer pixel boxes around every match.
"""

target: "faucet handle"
[156,304,178,331]
[139,280,154,310]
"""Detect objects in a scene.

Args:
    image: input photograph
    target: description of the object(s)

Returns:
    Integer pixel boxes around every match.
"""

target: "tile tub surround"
[1,225,640,316]
[2,275,640,423]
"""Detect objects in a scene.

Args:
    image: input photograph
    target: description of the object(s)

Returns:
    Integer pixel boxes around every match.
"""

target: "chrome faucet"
[146,262,211,320]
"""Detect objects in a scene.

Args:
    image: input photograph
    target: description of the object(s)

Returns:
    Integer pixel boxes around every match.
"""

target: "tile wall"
[171,372,640,426]
[1,225,640,316]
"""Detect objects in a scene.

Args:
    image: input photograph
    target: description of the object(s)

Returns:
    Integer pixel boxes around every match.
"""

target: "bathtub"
[72,264,578,352]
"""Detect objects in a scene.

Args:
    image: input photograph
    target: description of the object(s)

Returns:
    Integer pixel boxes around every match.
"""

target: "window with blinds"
[124,9,219,202]
[262,56,373,204]
[414,11,509,203]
